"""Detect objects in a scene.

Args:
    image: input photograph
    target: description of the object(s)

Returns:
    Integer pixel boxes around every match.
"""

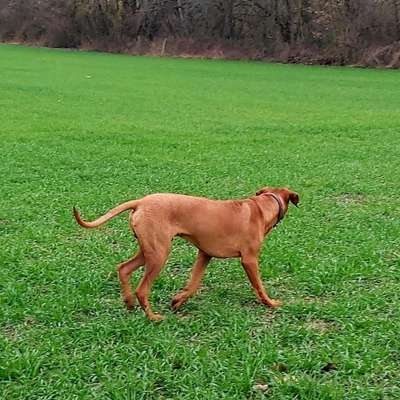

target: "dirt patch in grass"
[3,325,20,341]
[299,295,331,305]
[305,319,339,333]
[335,193,368,205]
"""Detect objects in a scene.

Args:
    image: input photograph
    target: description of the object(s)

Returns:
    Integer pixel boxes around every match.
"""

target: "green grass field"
[1,44,399,399]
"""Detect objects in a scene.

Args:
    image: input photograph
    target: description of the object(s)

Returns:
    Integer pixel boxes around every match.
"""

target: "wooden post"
[177,0,184,23]
[161,38,168,56]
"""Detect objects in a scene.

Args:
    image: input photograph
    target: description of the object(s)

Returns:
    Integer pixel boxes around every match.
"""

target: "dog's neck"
[266,193,285,226]
[258,192,286,227]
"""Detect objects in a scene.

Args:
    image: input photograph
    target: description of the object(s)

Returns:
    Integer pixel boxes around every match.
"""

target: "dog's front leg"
[241,255,282,308]
[171,250,211,311]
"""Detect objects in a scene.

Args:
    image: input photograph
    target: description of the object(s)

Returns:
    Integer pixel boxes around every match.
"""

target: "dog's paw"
[123,296,135,310]
[149,313,165,322]
[267,299,283,308]
[171,296,187,311]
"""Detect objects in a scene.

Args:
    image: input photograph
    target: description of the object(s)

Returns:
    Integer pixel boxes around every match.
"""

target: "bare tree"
[1,0,400,66]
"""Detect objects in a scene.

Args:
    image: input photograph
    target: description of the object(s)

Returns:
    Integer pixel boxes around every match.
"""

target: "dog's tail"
[73,200,140,229]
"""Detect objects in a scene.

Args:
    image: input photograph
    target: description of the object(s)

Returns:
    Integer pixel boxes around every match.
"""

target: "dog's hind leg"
[171,250,211,311]
[117,249,145,309]
[135,241,171,321]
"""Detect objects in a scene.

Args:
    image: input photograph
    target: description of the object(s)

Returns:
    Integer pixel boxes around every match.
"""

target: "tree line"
[1,0,400,67]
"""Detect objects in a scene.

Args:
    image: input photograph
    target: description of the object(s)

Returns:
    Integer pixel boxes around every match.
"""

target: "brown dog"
[73,187,299,320]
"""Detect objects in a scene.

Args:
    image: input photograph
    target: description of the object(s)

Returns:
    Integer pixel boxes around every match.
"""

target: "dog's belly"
[179,234,241,258]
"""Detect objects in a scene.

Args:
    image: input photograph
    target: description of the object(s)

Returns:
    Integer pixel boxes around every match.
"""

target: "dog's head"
[256,187,300,207]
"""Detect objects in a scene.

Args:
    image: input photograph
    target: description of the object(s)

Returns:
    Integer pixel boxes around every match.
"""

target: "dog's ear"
[288,191,300,207]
